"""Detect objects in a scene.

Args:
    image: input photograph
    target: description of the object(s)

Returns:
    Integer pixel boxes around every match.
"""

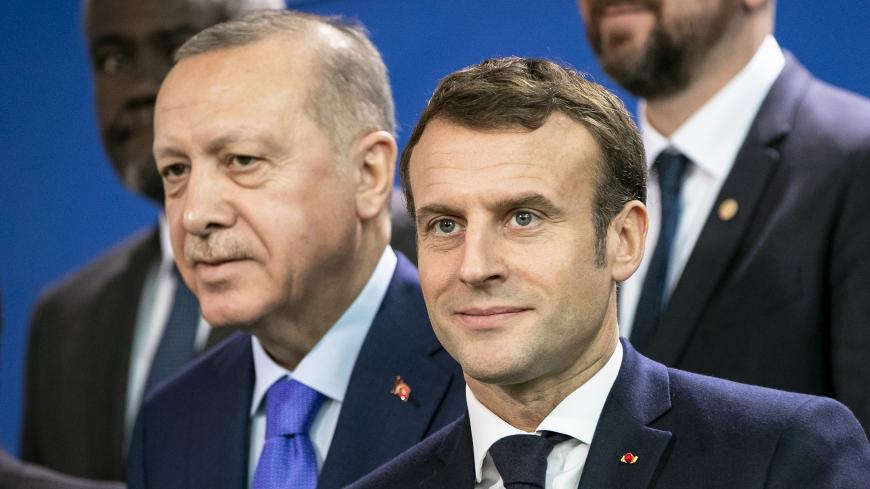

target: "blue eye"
[513,211,534,226]
[437,219,457,234]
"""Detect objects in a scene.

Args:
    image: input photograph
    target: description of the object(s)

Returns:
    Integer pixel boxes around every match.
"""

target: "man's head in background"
[577,0,774,99]
[84,0,284,204]
[154,10,397,367]
[399,57,647,417]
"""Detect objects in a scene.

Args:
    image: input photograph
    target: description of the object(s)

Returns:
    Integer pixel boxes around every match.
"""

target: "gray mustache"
[184,235,251,264]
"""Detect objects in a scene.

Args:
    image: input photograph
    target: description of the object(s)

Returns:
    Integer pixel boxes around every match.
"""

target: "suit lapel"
[579,341,673,489]
[187,333,255,489]
[319,255,461,489]
[645,56,811,365]
[419,415,476,489]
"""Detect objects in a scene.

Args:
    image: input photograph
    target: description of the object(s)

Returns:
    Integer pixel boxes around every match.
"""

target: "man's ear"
[351,130,397,221]
[606,200,648,282]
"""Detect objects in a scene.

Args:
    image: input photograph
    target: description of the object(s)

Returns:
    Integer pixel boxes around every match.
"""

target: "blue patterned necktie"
[144,267,200,395]
[488,432,571,488]
[252,377,325,489]
[631,150,690,351]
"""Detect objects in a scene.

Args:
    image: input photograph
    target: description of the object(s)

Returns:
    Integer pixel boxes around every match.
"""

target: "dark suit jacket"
[23,225,232,481]
[126,253,465,489]
[22,227,160,480]
[0,449,125,489]
[351,339,870,489]
[639,55,870,431]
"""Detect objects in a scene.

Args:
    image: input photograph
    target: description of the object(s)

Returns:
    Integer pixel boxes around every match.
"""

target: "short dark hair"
[399,56,646,264]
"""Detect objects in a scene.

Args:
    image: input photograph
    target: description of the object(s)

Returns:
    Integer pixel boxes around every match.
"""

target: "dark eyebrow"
[204,136,238,156]
[154,136,250,162]
[153,145,188,161]
[493,192,561,214]
[90,35,130,52]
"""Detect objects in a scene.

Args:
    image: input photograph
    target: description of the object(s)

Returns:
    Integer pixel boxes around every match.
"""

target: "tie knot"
[488,432,570,488]
[654,150,689,195]
[264,378,324,438]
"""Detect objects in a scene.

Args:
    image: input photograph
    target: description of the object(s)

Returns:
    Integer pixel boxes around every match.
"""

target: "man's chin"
[199,300,264,331]
[462,357,537,388]
[201,312,257,330]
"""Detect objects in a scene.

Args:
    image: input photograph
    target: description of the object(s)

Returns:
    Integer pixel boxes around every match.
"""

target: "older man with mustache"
[22,0,283,482]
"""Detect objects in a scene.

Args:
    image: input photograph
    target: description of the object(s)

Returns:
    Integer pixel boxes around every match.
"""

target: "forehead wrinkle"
[416,159,552,197]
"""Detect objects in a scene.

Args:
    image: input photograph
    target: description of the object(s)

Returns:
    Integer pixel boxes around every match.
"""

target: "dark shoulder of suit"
[22,226,160,480]
[350,343,870,489]
[646,55,870,433]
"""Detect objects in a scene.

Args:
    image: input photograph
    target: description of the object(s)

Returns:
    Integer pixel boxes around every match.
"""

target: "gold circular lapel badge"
[718,198,739,221]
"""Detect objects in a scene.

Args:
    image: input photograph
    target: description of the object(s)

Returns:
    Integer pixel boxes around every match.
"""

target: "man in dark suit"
[126,10,464,489]
[350,57,869,489]
[22,0,284,481]
[577,0,870,431]
[4,300,123,489]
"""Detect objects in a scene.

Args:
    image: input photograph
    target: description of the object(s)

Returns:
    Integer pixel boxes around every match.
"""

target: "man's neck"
[645,30,768,137]
[466,325,619,432]
[253,231,389,371]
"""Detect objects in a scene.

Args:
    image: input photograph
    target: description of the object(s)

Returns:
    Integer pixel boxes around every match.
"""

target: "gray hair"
[176,9,396,154]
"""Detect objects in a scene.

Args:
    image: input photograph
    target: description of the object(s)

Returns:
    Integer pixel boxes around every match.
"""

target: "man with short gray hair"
[23,0,282,482]
[127,10,463,489]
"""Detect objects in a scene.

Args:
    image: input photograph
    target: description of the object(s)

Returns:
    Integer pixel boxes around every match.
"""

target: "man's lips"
[194,257,245,266]
[453,307,532,330]
[192,258,248,280]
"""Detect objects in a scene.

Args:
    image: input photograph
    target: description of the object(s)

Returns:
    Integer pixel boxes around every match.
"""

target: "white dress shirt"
[247,247,397,488]
[468,342,623,489]
[124,216,212,449]
[618,35,786,337]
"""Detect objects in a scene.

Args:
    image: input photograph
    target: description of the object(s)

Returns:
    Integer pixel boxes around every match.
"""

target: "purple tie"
[252,377,324,489]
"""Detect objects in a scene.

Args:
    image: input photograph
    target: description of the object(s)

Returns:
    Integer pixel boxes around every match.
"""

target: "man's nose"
[181,166,236,236]
[458,224,508,287]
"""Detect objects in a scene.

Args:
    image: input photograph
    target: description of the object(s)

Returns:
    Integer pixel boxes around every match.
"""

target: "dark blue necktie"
[488,432,571,488]
[630,151,689,352]
[252,377,324,489]
[144,268,200,395]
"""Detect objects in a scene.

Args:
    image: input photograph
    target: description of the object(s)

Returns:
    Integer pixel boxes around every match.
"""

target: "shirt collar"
[157,214,175,268]
[466,341,623,483]
[640,35,785,179]
[249,246,398,416]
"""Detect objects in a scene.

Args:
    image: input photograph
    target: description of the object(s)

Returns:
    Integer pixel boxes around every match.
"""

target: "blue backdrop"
[1,0,868,452]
